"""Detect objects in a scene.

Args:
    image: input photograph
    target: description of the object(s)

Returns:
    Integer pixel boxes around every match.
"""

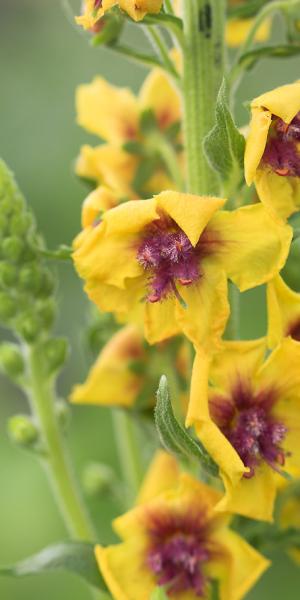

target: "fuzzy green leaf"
[203,79,245,196]
[155,376,218,476]
[238,44,300,71]
[0,542,106,591]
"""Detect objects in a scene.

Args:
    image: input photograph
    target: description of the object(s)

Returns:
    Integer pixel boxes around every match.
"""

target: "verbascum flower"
[73,190,292,350]
[75,69,181,200]
[267,275,300,348]
[189,338,300,521]
[76,0,163,30]
[70,325,144,408]
[95,450,269,599]
[245,81,300,219]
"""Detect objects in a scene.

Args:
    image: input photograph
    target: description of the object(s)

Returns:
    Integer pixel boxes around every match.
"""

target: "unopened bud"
[55,399,71,431]
[91,9,123,45]
[38,270,55,298]
[8,414,39,447]
[43,337,68,375]
[16,313,40,343]
[19,263,42,293]
[0,343,24,378]
[0,214,8,235]
[0,262,18,287]
[82,462,116,497]
[38,299,56,329]
[0,293,17,321]
[2,236,24,262]
[10,212,33,236]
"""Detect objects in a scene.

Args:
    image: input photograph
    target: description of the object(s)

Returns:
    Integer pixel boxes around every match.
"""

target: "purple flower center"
[146,510,212,597]
[261,112,300,177]
[287,318,300,342]
[137,217,218,304]
[210,380,288,477]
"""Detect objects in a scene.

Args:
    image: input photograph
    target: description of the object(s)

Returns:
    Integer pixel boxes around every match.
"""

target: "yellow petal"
[176,263,229,352]
[81,186,119,228]
[190,351,246,485]
[226,17,271,48]
[119,0,162,21]
[84,276,145,321]
[156,191,226,247]
[252,81,300,125]
[76,77,139,144]
[144,297,181,344]
[136,451,180,505]
[267,275,300,348]
[75,0,117,29]
[217,463,277,522]
[210,204,292,291]
[139,68,181,129]
[214,529,270,600]
[70,325,144,408]
[103,197,158,235]
[254,168,300,220]
[244,107,272,185]
[256,337,300,402]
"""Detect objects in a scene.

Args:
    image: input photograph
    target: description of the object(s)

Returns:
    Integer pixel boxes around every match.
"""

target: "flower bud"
[19,263,42,293]
[37,299,56,329]
[9,212,33,236]
[0,343,24,378]
[42,337,69,375]
[8,414,39,447]
[0,214,8,235]
[92,10,124,45]
[38,270,55,298]
[2,236,24,262]
[0,293,17,321]
[82,462,116,497]
[16,312,41,343]
[0,262,18,287]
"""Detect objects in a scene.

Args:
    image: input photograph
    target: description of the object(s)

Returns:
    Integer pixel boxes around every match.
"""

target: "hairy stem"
[182,0,226,195]
[26,345,96,541]
[112,409,144,505]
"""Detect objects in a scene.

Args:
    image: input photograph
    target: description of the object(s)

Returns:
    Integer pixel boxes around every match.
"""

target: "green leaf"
[155,376,218,477]
[203,79,245,197]
[0,542,106,591]
[150,587,169,600]
[238,44,300,71]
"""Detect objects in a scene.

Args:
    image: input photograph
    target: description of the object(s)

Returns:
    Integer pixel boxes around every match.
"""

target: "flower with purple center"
[189,337,300,521]
[245,81,300,219]
[95,451,269,600]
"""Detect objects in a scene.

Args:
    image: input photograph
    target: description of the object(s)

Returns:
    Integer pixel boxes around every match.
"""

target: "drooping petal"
[75,0,117,29]
[210,204,292,291]
[252,81,300,125]
[244,107,271,185]
[267,275,300,347]
[76,77,139,144]
[156,191,226,246]
[81,186,119,228]
[176,263,229,352]
[254,168,300,220]
[144,297,181,344]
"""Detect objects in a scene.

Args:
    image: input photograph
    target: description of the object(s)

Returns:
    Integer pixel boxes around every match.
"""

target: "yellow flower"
[75,69,181,200]
[245,81,300,219]
[226,18,270,48]
[189,338,300,522]
[95,451,269,600]
[70,325,145,408]
[73,190,292,350]
[76,0,163,30]
[267,275,300,348]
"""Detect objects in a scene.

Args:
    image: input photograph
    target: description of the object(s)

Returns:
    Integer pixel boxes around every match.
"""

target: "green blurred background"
[0,1,300,598]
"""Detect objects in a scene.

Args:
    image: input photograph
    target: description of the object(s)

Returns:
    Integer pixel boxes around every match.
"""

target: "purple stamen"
[261,112,300,177]
[146,510,212,597]
[136,217,219,304]
[287,318,300,342]
[210,380,288,478]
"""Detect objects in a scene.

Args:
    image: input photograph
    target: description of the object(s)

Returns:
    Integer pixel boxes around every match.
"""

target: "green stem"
[112,409,144,505]
[182,0,226,195]
[164,0,175,15]
[26,345,96,541]
[105,43,164,70]
[148,131,184,191]
[144,25,180,81]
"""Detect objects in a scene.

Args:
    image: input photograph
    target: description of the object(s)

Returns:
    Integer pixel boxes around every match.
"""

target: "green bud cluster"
[0,160,56,342]
[8,414,39,448]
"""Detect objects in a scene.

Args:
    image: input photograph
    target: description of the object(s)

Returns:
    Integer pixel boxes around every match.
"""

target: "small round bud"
[2,236,24,262]
[82,462,116,497]
[0,343,24,378]
[0,214,8,235]
[16,313,41,343]
[55,399,71,431]
[38,299,56,329]
[8,415,39,447]
[0,262,18,287]
[38,270,55,298]
[0,293,17,320]
[19,263,42,293]
[10,212,33,236]
[0,196,13,217]
[42,337,68,375]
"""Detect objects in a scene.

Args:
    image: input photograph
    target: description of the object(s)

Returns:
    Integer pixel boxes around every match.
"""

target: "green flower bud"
[37,299,56,329]
[82,462,116,497]
[0,293,17,320]
[19,263,42,293]
[0,196,14,217]
[10,212,33,236]
[55,399,71,432]
[0,214,8,235]
[8,414,39,447]
[0,343,24,378]
[42,337,68,375]
[16,312,41,343]
[38,270,55,298]
[0,262,18,287]
[2,236,24,262]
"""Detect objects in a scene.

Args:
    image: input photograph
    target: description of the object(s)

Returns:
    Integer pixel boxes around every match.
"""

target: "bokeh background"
[0,1,300,598]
